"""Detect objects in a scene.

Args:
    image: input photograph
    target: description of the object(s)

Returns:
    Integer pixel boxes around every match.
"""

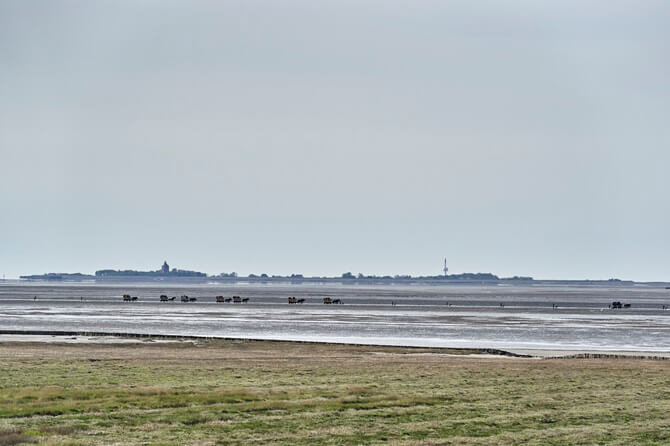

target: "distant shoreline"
[11,276,670,287]
[16,261,669,285]
[0,329,531,357]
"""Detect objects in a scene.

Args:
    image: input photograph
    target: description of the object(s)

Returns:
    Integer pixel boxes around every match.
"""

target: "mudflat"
[5,282,670,352]
[1,339,669,445]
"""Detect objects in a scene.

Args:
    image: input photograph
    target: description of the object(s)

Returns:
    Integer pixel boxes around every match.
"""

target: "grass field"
[1,339,670,445]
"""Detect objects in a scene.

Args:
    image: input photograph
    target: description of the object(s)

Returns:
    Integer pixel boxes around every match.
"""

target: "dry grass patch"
[0,428,36,446]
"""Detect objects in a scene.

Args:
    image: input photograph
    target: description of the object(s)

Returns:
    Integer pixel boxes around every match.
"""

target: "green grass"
[1,341,669,445]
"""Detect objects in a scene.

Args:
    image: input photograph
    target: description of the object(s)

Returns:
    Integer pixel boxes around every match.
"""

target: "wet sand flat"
[2,282,670,352]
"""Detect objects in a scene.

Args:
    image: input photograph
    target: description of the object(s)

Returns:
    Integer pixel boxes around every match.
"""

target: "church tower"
[161,261,169,274]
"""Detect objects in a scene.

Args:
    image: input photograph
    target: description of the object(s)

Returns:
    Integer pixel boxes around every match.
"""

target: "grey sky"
[1,1,669,280]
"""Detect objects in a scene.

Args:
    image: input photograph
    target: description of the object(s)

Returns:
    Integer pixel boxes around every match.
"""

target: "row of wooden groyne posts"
[122,294,343,304]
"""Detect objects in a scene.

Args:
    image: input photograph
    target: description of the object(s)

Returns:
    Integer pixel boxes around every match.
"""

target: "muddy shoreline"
[2,330,669,359]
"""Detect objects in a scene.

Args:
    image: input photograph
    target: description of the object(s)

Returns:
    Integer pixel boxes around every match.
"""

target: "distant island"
[18,272,96,281]
[19,261,205,281]
[18,261,644,285]
[95,261,206,279]
[20,261,519,283]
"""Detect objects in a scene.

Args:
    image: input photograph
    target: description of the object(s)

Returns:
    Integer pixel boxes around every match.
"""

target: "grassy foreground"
[1,340,670,445]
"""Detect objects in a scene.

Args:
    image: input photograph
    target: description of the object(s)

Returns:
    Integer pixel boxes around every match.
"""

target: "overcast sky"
[1,1,669,280]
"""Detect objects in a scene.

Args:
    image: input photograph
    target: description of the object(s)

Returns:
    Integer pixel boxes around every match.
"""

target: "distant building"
[162,261,169,274]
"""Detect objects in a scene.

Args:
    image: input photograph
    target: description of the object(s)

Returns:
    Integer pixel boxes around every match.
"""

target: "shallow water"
[2,282,670,351]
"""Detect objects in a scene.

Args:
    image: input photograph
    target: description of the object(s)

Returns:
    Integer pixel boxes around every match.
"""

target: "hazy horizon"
[2,1,669,281]
[8,259,668,282]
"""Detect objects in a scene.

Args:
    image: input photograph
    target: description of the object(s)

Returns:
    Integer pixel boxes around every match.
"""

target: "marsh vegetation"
[1,340,669,445]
